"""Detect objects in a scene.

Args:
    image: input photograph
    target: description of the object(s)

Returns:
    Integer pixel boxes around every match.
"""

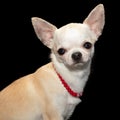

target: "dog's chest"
[56,95,81,120]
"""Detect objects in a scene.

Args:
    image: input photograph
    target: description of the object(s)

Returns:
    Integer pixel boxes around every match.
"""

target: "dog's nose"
[72,52,82,62]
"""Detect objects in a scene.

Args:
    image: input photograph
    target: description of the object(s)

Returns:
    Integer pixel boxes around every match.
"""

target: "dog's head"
[31,4,105,68]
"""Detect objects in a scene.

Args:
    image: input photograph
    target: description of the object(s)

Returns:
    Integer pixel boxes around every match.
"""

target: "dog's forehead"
[54,23,93,42]
[57,23,88,34]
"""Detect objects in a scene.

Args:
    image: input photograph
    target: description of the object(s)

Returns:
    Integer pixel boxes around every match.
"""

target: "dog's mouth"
[66,60,90,70]
[73,60,85,67]
[65,56,91,69]
[74,61,84,65]
[65,60,85,69]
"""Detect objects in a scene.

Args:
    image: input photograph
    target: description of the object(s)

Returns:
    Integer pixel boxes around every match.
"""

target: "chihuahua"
[0,4,105,120]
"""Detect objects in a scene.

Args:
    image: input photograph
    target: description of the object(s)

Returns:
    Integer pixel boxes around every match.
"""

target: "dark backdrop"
[0,0,118,119]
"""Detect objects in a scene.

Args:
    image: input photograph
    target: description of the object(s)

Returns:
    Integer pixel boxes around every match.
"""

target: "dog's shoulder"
[34,62,57,81]
[35,62,54,74]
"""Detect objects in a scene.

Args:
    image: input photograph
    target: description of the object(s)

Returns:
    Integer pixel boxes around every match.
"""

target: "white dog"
[0,4,105,120]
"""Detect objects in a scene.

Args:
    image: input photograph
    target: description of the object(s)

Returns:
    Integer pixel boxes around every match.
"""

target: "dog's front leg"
[41,104,63,120]
[42,113,63,120]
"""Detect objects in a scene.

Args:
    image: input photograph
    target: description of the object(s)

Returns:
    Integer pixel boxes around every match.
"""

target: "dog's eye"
[58,48,66,55]
[83,42,92,49]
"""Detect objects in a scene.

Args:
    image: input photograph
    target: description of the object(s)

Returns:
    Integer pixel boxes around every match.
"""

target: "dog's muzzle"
[72,52,82,63]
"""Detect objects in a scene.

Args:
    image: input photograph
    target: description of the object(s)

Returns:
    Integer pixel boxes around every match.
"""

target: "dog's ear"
[83,4,105,39]
[31,17,57,48]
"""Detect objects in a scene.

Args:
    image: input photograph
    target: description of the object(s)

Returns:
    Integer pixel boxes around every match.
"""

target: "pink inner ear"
[31,17,57,48]
[83,4,105,38]
[40,30,54,48]
[89,20,102,36]
[43,30,53,41]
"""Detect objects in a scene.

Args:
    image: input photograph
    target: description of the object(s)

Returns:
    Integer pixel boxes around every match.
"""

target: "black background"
[0,0,118,119]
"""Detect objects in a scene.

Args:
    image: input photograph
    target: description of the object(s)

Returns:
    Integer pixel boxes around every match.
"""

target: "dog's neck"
[51,53,91,94]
